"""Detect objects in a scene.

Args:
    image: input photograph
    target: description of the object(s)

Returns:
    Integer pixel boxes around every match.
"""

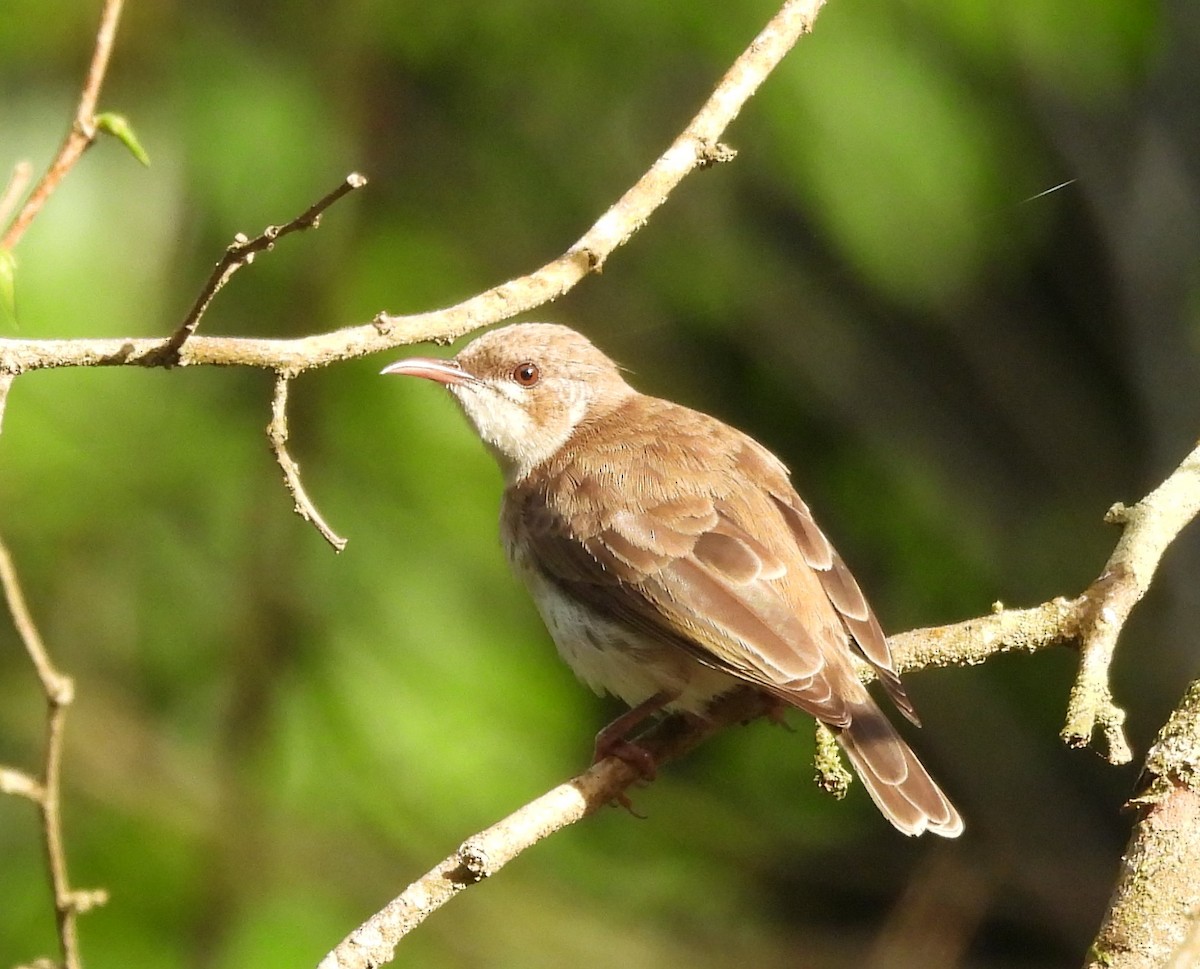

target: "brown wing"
[511,396,910,727]
[772,493,918,724]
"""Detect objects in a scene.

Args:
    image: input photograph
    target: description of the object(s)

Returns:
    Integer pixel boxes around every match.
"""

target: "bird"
[382,322,962,837]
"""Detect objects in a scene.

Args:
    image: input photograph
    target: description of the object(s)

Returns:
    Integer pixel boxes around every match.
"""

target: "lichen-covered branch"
[1063,440,1200,763]
[884,441,1200,767]
[1085,679,1200,969]
[887,596,1084,674]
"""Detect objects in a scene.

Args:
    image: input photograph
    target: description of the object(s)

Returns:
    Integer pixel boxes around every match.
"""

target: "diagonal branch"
[0,0,825,379]
[0,0,125,250]
[318,690,768,969]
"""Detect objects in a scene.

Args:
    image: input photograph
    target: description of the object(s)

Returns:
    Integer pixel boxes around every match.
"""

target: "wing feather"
[506,398,914,727]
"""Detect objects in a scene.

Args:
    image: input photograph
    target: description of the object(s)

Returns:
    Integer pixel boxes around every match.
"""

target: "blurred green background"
[2,0,1198,966]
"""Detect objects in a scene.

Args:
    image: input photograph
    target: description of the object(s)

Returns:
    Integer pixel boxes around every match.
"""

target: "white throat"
[450,380,589,483]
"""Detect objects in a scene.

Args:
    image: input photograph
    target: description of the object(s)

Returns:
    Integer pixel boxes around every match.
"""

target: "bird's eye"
[512,362,540,387]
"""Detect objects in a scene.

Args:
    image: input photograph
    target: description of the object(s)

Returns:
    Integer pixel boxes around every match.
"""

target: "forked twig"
[1062,441,1200,762]
[155,173,368,364]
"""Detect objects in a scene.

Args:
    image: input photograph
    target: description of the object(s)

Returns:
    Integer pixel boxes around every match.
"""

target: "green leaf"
[95,112,151,166]
[0,247,17,327]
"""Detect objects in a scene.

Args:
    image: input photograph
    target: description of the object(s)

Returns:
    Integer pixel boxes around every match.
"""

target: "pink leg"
[592,690,676,778]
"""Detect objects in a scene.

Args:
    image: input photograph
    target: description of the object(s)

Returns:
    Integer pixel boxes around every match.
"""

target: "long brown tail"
[836,702,962,838]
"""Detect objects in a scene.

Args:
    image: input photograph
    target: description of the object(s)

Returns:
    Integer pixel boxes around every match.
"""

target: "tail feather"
[836,703,962,838]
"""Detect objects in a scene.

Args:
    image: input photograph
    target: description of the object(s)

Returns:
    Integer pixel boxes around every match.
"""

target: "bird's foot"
[593,737,659,780]
[590,690,675,777]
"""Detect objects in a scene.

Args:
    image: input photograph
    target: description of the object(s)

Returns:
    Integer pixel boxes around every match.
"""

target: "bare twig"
[321,440,1200,968]
[1085,678,1200,969]
[0,536,107,969]
[1062,441,1200,763]
[0,0,125,250]
[0,0,824,379]
[155,173,369,365]
[267,373,347,551]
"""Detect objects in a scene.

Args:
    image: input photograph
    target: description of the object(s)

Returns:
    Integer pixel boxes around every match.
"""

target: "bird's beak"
[380,357,474,386]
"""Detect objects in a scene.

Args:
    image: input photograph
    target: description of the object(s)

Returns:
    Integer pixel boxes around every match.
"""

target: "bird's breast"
[501,521,734,713]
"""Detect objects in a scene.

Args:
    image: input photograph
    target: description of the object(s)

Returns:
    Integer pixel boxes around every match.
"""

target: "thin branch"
[367,0,819,342]
[0,536,107,969]
[0,7,125,963]
[154,173,369,365]
[318,690,768,969]
[0,0,820,570]
[0,0,825,379]
[267,373,347,552]
[1085,678,1200,969]
[320,439,1200,968]
[0,0,125,250]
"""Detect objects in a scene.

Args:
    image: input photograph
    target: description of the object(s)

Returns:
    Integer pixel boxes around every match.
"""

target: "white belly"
[510,546,737,714]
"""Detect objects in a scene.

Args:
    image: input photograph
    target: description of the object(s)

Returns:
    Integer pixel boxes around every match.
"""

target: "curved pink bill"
[380,357,474,386]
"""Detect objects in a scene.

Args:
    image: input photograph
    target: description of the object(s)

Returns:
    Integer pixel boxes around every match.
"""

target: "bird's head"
[382,323,635,482]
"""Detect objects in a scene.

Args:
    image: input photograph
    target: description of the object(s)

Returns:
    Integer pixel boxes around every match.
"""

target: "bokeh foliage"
[2,0,1197,967]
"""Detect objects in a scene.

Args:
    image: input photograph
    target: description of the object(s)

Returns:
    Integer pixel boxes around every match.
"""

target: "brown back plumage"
[507,392,962,838]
